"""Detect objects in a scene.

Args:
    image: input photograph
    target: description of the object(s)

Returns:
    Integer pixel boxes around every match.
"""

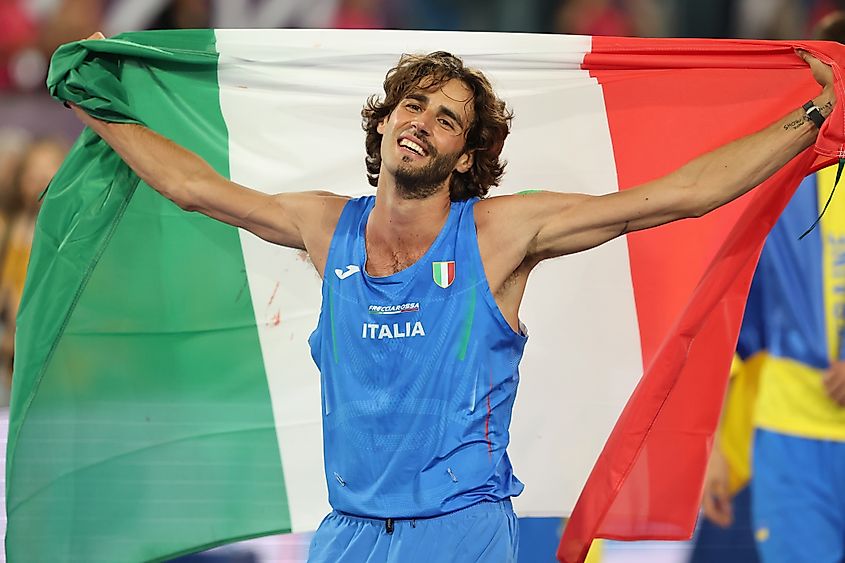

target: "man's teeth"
[399,139,425,155]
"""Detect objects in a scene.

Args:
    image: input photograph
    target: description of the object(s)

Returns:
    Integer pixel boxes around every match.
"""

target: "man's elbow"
[160,184,194,211]
[681,180,722,219]
[172,174,212,212]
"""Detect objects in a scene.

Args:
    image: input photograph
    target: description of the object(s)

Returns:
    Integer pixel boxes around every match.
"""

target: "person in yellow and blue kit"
[703,165,845,563]
[702,15,845,558]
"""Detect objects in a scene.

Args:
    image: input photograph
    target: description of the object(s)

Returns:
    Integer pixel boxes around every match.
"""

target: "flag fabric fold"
[6,29,845,563]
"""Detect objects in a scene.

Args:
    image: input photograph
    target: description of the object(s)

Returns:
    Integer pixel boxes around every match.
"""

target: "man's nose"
[409,113,433,136]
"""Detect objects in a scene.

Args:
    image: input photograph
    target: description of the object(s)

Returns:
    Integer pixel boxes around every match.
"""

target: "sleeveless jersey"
[737,168,845,441]
[308,195,527,518]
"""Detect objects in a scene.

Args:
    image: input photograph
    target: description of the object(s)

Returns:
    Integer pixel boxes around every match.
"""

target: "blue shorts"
[751,429,845,563]
[307,500,519,563]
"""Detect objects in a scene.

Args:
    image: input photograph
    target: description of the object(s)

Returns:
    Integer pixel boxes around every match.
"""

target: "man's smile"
[397,134,429,158]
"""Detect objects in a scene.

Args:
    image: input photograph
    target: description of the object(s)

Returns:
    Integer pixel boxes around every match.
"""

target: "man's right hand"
[823,360,845,406]
[701,446,734,528]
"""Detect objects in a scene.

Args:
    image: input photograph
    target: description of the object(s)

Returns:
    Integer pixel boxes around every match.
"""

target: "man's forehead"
[408,77,474,121]
[415,76,473,100]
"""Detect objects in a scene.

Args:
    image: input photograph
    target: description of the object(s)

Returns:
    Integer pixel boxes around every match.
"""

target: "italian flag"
[7,29,845,563]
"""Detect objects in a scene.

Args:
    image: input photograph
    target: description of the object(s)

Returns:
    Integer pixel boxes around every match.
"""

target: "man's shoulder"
[278,190,352,215]
[475,190,551,208]
[472,193,542,245]
[473,189,584,247]
[279,191,352,237]
[291,190,353,203]
[474,191,550,222]
[474,192,517,213]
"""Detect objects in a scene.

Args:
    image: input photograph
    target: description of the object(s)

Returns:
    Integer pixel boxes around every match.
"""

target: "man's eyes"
[401,102,460,132]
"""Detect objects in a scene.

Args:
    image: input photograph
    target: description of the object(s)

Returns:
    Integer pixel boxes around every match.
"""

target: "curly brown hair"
[362,52,513,201]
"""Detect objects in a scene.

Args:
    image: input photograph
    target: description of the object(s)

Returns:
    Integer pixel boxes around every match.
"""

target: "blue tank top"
[309,195,527,518]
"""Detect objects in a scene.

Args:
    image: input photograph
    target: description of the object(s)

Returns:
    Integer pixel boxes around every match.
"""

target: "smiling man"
[71,41,835,562]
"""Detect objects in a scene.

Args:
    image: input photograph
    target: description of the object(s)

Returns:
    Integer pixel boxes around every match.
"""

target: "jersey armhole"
[467,200,528,341]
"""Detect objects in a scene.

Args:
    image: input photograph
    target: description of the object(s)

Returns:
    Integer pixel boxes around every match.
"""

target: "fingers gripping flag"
[7,29,845,563]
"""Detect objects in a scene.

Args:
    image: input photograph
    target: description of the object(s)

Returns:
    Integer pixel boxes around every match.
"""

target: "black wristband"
[802,100,826,128]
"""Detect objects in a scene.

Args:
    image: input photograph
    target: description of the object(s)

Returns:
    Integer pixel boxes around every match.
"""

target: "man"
[701,16,845,563]
[72,32,835,563]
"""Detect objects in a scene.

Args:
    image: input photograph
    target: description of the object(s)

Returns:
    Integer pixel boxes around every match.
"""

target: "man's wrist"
[814,88,835,118]
[804,100,826,127]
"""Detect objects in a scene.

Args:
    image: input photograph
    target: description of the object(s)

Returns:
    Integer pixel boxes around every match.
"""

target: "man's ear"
[455,151,474,174]
[377,116,387,135]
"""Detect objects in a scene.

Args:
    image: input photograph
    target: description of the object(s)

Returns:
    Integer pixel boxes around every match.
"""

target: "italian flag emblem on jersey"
[432,261,456,288]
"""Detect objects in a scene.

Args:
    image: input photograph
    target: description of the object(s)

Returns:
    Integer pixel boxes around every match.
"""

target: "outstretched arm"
[65,33,346,277]
[71,107,339,247]
[71,107,346,275]
[480,52,836,266]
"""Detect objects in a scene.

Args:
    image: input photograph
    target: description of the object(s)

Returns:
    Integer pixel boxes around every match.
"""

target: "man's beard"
[394,147,462,200]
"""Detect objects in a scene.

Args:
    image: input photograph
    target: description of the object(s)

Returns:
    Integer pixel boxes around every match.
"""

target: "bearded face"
[393,135,463,200]
[376,78,475,200]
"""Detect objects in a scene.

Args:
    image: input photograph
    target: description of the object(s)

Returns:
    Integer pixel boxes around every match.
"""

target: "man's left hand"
[799,50,835,92]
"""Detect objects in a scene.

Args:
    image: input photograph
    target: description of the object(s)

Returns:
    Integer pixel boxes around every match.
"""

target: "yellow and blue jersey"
[693,167,845,563]
[737,166,845,441]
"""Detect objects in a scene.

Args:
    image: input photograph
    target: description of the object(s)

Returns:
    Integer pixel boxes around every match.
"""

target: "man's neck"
[368,179,452,253]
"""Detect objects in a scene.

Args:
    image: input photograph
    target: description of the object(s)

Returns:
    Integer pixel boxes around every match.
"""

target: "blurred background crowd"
[4,0,845,95]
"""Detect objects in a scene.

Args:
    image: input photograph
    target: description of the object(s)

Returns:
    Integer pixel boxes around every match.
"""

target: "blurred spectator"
[553,0,634,35]
[549,0,667,37]
[734,0,806,39]
[149,0,211,30]
[814,6,845,37]
[331,0,386,29]
[0,0,39,90]
[209,0,339,30]
[0,0,101,91]
[0,137,67,396]
[35,0,102,60]
[807,0,845,34]
[701,15,845,563]
[393,0,461,31]
[672,0,737,38]
[0,129,31,227]
[0,129,32,323]
[627,0,670,37]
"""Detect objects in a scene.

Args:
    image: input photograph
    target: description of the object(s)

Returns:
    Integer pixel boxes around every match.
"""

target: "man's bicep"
[238,191,307,248]
[240,190,345,250]
[189,179,333,249]
[528,191,628,259]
